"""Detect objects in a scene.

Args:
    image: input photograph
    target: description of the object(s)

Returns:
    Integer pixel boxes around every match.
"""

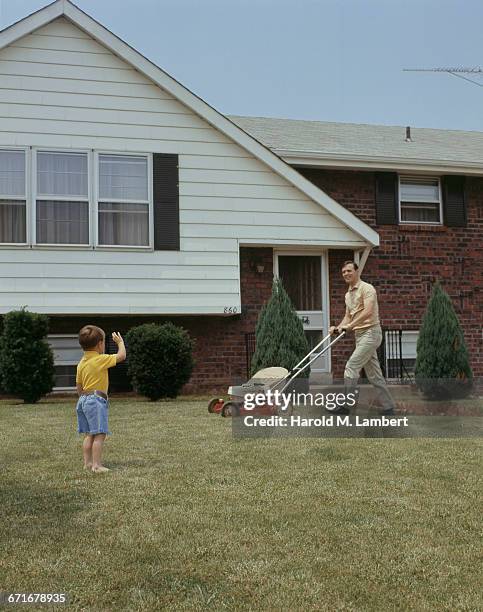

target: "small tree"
[415,282,473,399]
[0,309,55,403]
[250,278,310,377]
[126,323,194,400]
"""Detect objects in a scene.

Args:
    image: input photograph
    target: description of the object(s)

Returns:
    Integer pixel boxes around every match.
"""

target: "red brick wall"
[300,168,483,378]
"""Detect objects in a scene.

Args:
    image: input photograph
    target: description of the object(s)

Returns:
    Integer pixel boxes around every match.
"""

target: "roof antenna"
[405,126,412,142]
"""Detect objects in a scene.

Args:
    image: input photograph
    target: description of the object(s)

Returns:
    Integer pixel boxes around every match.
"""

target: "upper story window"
[36,151,89,245]
[399,176,442,224]
[0,149,26,244]
[97,154,149,246]
[0,148,155,248]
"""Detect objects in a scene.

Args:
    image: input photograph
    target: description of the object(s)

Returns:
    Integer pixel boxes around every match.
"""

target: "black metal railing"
[377,329,415,382]
[245,332,256,378]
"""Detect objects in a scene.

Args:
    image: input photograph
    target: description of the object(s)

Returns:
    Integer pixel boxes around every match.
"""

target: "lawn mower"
[207,330,346,417]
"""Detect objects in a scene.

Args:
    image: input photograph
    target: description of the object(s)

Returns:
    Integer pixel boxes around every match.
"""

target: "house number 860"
[224,307,238,314]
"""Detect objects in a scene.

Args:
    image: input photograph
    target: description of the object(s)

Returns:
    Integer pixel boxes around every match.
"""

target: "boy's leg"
[92,433,107,471]
[82,435,94,468]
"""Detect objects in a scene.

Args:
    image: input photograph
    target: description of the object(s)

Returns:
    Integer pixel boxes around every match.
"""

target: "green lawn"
[1,397,482,611]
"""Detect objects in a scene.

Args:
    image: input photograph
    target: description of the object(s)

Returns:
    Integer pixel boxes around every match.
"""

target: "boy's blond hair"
[79,325,105,350]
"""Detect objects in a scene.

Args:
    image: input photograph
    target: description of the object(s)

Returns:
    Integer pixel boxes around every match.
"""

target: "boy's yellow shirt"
[76,351,117,393]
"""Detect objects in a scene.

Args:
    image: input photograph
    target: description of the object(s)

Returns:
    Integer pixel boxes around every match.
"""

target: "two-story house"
[0,1,480,392]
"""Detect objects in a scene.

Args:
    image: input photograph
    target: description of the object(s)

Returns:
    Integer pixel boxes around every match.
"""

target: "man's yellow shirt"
[76,351,117,393]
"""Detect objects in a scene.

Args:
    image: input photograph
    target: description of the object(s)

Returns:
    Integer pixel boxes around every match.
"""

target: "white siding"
[0,17,366,315]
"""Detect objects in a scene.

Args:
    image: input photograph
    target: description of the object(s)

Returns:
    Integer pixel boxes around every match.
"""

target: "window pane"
[0,200,26,243]
[401,203,440,223]
[0,150,25,196]
[37,151,88,197]
[99,155,148,200]
[98,202,149,246]
[53,365,77,388]
[36,200,89,244]
[278,256,322,310]
[47,336,83,364]
[400,178,439,202]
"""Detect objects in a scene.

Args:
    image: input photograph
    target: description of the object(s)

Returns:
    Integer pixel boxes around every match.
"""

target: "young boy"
[76,326,126,473]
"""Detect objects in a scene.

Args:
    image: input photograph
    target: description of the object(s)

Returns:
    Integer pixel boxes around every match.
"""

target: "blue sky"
[1,0,482,131]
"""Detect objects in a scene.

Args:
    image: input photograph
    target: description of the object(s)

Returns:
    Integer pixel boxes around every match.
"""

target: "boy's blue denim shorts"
[76,394,111,435]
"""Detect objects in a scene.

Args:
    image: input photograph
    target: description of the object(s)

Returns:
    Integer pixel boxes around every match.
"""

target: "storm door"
[275,253,329,372]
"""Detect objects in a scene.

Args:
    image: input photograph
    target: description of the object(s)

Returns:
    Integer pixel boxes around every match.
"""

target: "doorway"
[274,251,330,373]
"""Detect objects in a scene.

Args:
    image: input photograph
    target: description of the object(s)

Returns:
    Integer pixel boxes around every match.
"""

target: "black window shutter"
[442,175,466,227]
[153,153,179,250]
[375,172,398,225]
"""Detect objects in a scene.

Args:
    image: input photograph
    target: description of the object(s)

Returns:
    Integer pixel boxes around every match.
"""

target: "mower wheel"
[208,397,224,414]
[221,401,240,417]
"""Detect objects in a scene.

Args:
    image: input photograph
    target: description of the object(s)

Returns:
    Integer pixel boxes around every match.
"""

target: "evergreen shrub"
[125,323,194,400]
[251,278,310,378]
[0,309,55,403]
[415,282,473,399]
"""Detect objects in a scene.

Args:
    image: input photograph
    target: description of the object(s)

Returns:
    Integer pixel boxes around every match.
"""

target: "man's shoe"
[379,407,395,416]
[326,406,350,415]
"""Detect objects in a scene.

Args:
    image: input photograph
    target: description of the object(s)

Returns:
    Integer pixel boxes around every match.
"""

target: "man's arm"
[330,307,351,334]
[112,331,126,363]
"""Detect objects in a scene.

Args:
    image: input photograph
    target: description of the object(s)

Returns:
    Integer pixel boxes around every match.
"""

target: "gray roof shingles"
[229,115,483,167]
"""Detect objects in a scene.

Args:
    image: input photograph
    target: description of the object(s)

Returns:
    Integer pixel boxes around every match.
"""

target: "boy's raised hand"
[112,331,124,345]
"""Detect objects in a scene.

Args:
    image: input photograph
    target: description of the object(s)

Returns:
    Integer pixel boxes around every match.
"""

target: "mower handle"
[290,329,346,374]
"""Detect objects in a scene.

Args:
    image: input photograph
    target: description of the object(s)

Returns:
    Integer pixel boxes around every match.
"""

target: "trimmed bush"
[415,282,473,399]
[251,277,310,377]
[125,323,194,400]
[0,309,55,403]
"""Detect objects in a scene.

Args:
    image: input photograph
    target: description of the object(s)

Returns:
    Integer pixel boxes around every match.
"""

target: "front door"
[274,252,329,373]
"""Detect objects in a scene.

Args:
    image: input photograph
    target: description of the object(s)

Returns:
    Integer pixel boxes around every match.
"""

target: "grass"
[0,396,482,611]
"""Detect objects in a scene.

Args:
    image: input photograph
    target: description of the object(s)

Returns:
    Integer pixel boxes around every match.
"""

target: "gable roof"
[230,115,483,175]
[0,0,379,247]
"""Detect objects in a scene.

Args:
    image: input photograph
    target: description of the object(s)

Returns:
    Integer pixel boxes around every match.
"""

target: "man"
[329,261,396,415]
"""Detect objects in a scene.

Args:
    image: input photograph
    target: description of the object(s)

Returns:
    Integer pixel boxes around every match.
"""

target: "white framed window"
[0,149,27,244]
[47,335,83,390]
[0,149,154,249]
[399,176,442,224]
[96,153,150,247]
[35,150,89,245]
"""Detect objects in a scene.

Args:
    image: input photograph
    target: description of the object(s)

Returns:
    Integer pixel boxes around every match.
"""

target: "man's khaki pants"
[344,325,395,410]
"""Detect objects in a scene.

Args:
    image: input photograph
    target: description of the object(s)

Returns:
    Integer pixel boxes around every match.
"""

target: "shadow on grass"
[0,480,90,537]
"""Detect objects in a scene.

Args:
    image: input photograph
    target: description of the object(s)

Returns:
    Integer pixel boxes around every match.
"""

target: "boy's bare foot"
[84,463,92,470]
[92,466,110,473]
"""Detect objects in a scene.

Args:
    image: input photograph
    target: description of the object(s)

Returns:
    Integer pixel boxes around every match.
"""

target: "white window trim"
[95,150,153,250]
[0,146,29,246]
[33,147,92,248]
[0,147,154,251]
[398,175,443,226]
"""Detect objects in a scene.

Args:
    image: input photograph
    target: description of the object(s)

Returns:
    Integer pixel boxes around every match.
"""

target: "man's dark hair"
[342,261,359,271]
[78,325,105,350]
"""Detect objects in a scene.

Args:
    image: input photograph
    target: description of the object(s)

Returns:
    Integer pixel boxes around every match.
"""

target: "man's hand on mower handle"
[329,325,349,335]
